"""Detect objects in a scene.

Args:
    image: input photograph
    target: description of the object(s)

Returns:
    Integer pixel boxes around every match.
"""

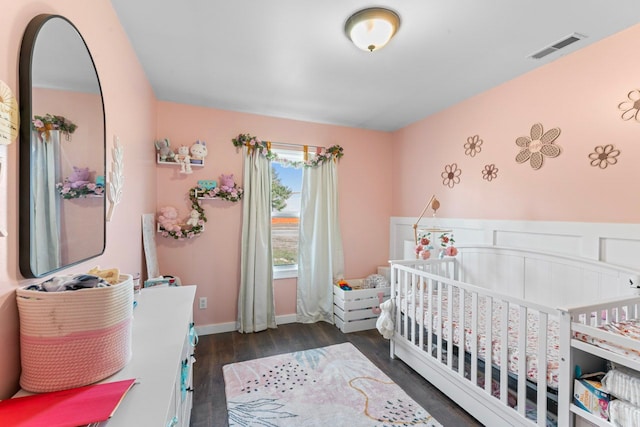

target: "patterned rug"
[223,342,442,426]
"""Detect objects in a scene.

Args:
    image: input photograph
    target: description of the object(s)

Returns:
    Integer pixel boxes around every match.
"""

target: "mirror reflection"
[19,15,106,278]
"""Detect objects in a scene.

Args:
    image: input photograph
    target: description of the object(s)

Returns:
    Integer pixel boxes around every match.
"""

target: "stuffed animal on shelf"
[155,138,175,162]
[158,206,181,232]
[186,209,200,227]
[190,140,208,161]
[219,174,235,191]
[67,166,91,189]
[177,145,192,174]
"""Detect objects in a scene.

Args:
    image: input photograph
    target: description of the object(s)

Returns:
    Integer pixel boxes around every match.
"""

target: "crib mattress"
[400,291,560,389]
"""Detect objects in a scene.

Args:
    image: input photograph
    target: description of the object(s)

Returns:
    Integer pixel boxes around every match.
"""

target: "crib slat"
[517,305,527,417]
[402,270,408,340]
[437,280,443,363]
[418,276,424,351]
[500,301,509,406]
[411,273,417,344]
[458,288,466,378]
[484,296,492,395]
[537,311,548,426]
[471,292,478,385]
[447,284,454,368]
[427,278,433,358]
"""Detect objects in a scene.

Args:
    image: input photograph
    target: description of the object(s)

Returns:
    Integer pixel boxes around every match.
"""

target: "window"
[271,148,303,279]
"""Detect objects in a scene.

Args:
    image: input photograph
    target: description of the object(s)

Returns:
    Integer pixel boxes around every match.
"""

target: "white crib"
[388,245,640,427]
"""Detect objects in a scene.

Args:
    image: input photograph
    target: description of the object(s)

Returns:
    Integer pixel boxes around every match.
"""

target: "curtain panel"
[296,159,344,323]
[237,146,277,333]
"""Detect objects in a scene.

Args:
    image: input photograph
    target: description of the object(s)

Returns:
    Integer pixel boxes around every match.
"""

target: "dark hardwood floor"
[190,322,483,426]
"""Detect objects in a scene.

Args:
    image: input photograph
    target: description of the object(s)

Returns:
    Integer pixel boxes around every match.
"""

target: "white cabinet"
[106,285,197,427]
[14,285,197,427]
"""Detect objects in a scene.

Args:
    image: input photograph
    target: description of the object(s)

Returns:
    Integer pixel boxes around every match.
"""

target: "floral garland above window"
[57,182,104,199]
[32,114,78,141]
[231,133,344,167]
[158,187,207,239]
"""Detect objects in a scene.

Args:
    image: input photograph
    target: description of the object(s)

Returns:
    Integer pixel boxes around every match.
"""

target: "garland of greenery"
[56,182,104,199]
[158,187,207,239]
[196,184,244,202]
[32,114,78,141]
[232,133,344,167]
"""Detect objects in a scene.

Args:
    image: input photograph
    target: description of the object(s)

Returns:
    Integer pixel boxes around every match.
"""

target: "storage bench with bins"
[333,278,390,333]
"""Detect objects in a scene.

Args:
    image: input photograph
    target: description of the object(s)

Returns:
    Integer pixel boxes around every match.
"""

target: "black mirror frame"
[18,14,106,278]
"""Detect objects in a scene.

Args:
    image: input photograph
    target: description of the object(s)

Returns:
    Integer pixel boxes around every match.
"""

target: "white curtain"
[297,158,344,323]
[31,130,61,273]
[237,146,277,333]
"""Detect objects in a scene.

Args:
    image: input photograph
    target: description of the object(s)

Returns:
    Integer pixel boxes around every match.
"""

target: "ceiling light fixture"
[344,7,400,52]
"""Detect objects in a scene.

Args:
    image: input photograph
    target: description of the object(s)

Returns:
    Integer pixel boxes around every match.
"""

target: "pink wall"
[155,101,394,326]
[392,24,640,223]
[0,0,157,398]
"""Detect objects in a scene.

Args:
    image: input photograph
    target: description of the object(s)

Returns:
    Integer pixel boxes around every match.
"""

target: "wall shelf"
[156,154,204,167]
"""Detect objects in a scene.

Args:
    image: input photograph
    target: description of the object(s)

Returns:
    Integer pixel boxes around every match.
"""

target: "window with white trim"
[271,148,303,279]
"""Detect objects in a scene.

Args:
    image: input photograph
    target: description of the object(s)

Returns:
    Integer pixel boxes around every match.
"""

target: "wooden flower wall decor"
[464,135,483,157]
[618,90,640,122]
[482,164,498,181]
[441,163,461,188]
[515,123,561,170]
[589,144,620,169]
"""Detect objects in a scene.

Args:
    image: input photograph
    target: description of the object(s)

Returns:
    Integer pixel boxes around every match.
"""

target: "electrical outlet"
[199,297,207,309]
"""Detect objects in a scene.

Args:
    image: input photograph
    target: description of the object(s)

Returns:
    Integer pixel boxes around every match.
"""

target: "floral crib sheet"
[399,289,560,389]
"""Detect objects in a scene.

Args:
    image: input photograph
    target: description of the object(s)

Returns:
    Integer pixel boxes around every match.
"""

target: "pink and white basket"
[16,274,133,392]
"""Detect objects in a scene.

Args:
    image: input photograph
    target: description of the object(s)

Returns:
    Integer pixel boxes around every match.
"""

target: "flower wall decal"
[482,164,498,181]
[464,135,483,157]
[441,163,461,188]
[618,90,640,122]
[515,123,561,170]
[588,144,620,169]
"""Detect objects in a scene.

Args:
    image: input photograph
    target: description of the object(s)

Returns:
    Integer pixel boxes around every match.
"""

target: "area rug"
[223,342,442,426]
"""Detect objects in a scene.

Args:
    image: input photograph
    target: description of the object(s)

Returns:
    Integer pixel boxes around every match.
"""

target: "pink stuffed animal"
[158,206,181,232]
[68,166,91,189]
[219,174,235,191]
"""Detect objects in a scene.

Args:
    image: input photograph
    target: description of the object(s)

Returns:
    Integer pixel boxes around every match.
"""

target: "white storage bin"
[333,279,391,333]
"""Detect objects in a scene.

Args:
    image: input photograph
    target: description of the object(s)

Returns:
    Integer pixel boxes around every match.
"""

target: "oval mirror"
[19,15,106,278]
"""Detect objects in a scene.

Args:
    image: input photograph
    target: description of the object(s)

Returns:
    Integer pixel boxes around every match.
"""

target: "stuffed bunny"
[190,140,208,160]
[155,138,175,162]
[186,209,200,227]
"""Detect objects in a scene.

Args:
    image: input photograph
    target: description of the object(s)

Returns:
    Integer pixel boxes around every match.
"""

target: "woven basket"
[16,274,133,392]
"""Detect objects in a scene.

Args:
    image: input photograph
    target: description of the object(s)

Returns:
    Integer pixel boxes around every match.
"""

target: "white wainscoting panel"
[599,237,640,270]
[391,217,640,269]
[494,230,582,256]
[391,217,640,306]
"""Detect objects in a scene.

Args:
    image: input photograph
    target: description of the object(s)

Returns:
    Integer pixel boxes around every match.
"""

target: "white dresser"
[14,285,197,427]
[106,285,197,427]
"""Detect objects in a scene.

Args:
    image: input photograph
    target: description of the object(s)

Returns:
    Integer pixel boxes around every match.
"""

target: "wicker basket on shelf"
[16,274,133,392]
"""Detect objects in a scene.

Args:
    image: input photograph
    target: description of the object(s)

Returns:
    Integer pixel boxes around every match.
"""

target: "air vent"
[528,33,586,59]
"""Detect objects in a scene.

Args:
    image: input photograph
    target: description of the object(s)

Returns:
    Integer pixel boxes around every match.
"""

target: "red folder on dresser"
[0,378,136,427]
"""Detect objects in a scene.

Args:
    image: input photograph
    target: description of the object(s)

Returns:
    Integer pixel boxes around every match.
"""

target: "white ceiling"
[110,1,640,132]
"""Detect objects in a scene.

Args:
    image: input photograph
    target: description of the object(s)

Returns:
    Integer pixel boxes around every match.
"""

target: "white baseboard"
[195,313,298,336]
